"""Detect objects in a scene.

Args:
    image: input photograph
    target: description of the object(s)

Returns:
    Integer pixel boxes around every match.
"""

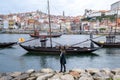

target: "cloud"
[0,0,119,16]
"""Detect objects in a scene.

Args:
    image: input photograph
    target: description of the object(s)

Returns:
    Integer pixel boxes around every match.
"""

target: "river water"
[0,34,120,72]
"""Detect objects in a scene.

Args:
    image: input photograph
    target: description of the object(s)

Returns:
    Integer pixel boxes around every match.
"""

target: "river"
[0,34,120,72]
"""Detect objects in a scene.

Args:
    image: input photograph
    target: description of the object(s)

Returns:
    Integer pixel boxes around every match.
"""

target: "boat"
[91,35,120,48]
[0,42,17,48]
[91,40,120,48]
[29,30,62,38]
[19,0,100,54]
[19,44,99,54]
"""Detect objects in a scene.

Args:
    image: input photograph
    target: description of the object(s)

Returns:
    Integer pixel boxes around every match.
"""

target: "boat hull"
[19,44,99,55]
[30,34,61,38]
[0,42,17,48]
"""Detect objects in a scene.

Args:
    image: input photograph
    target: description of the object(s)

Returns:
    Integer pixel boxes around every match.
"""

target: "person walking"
[59,46,66,72]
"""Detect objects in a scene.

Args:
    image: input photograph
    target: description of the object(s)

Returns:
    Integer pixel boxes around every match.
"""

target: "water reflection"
[22,52,99,69]
[105,48,120,54]
[23,52,99,57]
[0,46,15,50]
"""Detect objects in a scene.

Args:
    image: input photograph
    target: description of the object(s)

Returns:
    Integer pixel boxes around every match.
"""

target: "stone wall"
[0,68,120,80]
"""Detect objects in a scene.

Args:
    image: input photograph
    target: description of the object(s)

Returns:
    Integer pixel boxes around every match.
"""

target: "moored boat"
[0,42,17,48]
[91,39,120,48]
[19,44,100,54]
[29,31,62,38]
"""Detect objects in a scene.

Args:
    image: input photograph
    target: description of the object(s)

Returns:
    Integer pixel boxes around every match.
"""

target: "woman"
[59,46,66,72]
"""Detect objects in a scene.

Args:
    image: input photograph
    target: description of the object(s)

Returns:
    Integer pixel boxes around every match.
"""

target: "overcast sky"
[0,0,119,16]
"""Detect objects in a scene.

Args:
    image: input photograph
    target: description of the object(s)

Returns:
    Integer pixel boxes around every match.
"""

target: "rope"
[71,35,104,46]
[71,39,89,46]
[18,38,39,44]
[0,37,40,51]
[52,41,62,45]
[52,35,105,47]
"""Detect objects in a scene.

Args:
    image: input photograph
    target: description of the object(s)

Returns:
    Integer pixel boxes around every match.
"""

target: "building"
[110,1,120,18]
[105,10,115,16]
[0,18,4,29]
[8,20,15,29]
[111,1,120,10]
[84,9,109,18]
[111,1,120,27]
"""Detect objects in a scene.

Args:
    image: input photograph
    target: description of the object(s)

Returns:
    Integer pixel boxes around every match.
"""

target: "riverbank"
[2,28,120,35]
[4,29,33,34]
[1,68,120,80]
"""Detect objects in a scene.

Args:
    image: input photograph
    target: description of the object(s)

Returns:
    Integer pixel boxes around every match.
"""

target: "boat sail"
[19,0,100,54]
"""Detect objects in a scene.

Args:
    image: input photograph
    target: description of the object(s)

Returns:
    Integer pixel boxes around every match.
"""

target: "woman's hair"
[60,46,66,53]
[61,46,66,49]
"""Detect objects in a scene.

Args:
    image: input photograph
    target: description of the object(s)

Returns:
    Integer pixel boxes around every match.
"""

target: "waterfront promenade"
[0,68,120,80]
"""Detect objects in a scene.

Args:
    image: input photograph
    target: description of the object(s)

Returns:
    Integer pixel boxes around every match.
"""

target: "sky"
[0,0,119,16]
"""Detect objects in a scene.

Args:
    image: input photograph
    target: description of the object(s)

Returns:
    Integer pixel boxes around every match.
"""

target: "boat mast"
[48,0,52,47]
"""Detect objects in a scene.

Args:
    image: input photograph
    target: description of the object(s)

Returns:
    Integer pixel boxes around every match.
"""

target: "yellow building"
[9,20,14,29]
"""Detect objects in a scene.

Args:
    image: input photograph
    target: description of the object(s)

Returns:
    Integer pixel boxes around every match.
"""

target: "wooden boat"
[91,40,120,48]
[19,44,100,54]
[30,34,62,38]
[29,30,62,38]
[91,36,120,48]
[0,42,17,48]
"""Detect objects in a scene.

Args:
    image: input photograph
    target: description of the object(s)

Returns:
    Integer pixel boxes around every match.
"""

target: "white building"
[111,1,120,10]
[88,11,102,17]
[105,10,116,16]
[84,9,106,18]
[3,20,9,29]
[84,1,120,18]
[111,1,120,16]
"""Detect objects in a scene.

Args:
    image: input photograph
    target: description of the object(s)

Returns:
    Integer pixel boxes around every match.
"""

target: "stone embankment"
[4,29,33,34]
[0,68,120,80]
